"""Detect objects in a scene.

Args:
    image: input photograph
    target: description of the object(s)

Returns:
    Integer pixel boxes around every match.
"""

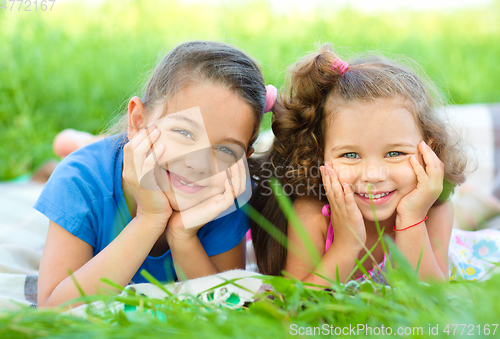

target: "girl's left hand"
[166,158,247,241]
[396,141,444,223]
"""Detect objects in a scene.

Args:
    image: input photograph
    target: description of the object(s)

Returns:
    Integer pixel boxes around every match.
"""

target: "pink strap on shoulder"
[322,204,334,253]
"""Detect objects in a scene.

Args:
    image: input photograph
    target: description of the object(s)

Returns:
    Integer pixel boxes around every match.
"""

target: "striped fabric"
[0,181,46,310]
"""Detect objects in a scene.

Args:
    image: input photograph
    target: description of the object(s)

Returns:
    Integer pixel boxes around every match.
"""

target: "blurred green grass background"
[1,0,500,180]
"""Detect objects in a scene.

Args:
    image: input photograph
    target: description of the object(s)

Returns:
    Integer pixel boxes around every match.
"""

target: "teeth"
[360,192,390,199]
[179,179,195,187]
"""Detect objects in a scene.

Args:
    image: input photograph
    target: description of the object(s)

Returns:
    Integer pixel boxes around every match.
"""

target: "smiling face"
[131,82,255,212]
[323,97,425,222]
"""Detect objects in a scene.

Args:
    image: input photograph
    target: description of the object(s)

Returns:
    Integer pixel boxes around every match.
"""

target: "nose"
[182,146,214,176]
[359,159,388,184]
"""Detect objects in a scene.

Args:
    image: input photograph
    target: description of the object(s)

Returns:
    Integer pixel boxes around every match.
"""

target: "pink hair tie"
[331,58,349,75]
[263,84,277,114]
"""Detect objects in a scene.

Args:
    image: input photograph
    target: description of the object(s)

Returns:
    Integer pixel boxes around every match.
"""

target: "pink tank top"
[322,204,334,253]
[322,204,388,283]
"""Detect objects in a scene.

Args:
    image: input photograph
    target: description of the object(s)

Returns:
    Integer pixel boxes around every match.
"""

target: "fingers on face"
[144,144,165,172]
[419,141,437,168]
[224,175,235,204]
[410,154,429,187]
[320,165,331,194]
[130,125,155,149]
[226,158,247,198]
[131,128,162,174]
[342,183,357,210]
[323,163,347,208]
[417,141,445,187]
[228,161,239,198]
[238,158,246,194]
[330,166,344,202]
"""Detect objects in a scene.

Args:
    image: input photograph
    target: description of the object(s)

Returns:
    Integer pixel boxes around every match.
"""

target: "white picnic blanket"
[0,181,47,310]
[67,269,267,317]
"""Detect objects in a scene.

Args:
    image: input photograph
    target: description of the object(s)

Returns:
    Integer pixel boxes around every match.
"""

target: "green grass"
[2,273,500,338]
[1,0,500,180]
[2,2,500,335]
[2,177,499,338]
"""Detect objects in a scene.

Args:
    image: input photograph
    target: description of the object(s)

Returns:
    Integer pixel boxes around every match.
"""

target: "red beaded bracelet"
[393,216,428,232]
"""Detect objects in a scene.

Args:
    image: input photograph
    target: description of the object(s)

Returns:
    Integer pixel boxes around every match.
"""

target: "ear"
[127,96,147,140]
[246,147,254,159]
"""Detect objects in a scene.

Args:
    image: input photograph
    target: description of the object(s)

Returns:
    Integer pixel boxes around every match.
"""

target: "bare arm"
[168,233,246,280]
[393,142,451,282]
[426,201,453,277]
[284,197,361,286]
[38,217,166,308]
[394,202,452,281]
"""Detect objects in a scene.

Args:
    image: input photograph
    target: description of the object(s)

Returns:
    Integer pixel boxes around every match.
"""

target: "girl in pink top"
[249,44,498,284]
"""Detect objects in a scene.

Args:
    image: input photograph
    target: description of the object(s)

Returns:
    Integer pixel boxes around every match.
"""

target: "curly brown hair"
[250,43,468,276]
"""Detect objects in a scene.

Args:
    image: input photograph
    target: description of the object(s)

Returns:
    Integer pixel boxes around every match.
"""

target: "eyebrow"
[330,145,358,152]
[386,142,416,148]
[165,115,200,129]
[219,138,247,152]
[331,142,416,152]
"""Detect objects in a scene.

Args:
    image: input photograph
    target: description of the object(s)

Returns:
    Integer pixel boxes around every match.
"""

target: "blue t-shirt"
[34,134,249,283]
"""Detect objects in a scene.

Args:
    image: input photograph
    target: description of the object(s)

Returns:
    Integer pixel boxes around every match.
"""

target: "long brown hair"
[250,44,468,276]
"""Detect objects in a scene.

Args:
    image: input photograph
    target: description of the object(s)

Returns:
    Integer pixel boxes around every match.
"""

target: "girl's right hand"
[123,126,172,227]
[321,162,366,252]
[166,158,247,240]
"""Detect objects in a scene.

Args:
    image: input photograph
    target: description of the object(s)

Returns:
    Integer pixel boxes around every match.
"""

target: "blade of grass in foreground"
[242,204,287,248]
[100,278,135,296]
[270,177,322,268]
[140,270,173,297]
[243,201,323,273]
[68,269,86,298]
[367,183,389,256]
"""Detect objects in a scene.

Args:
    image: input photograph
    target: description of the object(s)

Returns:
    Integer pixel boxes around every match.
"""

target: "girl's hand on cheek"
[396,141,444,223]
[123,126,172,229]
[321,163,366,252]
[166,158,246,241]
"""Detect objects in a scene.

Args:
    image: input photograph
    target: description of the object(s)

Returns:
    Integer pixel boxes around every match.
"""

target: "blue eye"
[174,129,193,139]
[342,152,359,159]
[387,151,404,157]
[216,146,237,159]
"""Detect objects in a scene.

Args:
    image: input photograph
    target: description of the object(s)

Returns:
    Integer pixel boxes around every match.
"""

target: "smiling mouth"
[358,192,391,199]
[355,190,396,205]
[165,170,206,194]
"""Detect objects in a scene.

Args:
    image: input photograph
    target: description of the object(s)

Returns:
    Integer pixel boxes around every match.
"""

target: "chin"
[168,194,201,212]
[361,208,396,223]
[168,199,194,212]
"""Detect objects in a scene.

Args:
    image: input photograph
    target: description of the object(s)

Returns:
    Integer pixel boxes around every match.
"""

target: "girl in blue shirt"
[35,41,276,307]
